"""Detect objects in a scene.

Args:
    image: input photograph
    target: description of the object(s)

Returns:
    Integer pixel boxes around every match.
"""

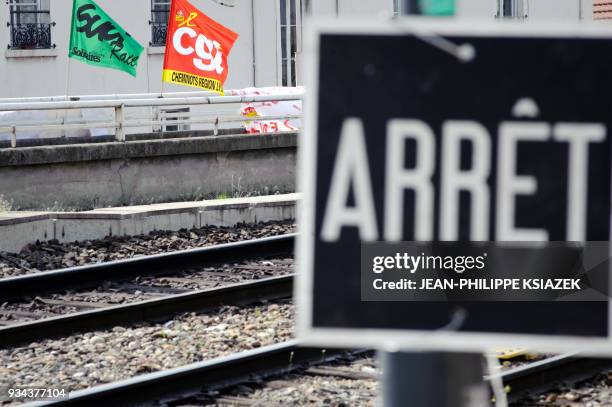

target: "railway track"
[19,347,608,407]
[0,234,295,301]
[489,353,612,404]
[35,350,608,406]
[0,260,294,326]
[28,341,370,407]
[0,235,295,347]
[0,276,294,349]
[200,353,380,406]
[2,232,611,405]
[1,232,367,406]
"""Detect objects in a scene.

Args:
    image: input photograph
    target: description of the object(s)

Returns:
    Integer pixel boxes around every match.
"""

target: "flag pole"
[145,49,151,94]
[67,0,74,99]
[66,56,72,98]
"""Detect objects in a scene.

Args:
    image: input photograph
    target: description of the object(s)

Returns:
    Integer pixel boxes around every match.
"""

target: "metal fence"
[150,20,168,47]
[0,90,304,147]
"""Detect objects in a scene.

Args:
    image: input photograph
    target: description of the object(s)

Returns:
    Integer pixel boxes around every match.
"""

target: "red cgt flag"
[162,0,238,94]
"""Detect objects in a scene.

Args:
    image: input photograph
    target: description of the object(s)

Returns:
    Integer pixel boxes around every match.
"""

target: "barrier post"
[10,126,16,148]
[115,104,125,142]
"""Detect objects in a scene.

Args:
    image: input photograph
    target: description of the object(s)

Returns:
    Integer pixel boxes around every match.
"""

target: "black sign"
[298,23,612,349]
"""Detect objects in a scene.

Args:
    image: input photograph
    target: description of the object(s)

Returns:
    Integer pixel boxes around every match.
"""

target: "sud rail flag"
[162,0,238,94]
[69,0,144,77]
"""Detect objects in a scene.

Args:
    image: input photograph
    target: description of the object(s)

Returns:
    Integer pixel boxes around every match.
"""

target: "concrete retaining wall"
[0,194,298,253]
[0,132,297,210]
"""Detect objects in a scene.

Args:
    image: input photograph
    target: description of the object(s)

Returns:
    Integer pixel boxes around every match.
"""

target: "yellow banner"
[162,69,224,95]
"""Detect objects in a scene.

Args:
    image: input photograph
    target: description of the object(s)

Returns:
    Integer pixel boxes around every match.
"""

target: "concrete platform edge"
[0,194,299,253]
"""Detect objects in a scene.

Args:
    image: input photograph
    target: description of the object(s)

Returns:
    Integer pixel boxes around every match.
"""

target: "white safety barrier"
[0,88,304,147]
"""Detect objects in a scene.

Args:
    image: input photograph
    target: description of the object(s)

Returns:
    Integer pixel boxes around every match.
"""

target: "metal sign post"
[382,351,487,406]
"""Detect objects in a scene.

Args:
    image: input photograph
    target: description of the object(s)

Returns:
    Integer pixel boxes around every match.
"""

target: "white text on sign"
[320,119,606,242]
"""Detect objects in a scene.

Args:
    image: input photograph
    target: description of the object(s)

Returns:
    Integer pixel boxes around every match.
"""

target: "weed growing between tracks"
[0,196,12,213]
[9,187,294,212]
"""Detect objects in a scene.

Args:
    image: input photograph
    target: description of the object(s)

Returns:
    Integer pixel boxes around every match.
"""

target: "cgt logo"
[172,26,224,74]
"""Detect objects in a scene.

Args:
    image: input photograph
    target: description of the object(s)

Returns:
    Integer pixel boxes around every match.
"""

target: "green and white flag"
[69,0,144,76]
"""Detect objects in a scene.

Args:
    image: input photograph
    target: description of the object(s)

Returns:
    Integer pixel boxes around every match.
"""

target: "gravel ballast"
[0,301,293,404]
[517,370,612,406]
[202,357,380,406]
[0,221,295,278]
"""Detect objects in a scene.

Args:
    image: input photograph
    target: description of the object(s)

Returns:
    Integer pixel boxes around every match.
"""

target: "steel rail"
[0,234,295,301]
[0,274,293,349]
[489,353,612,402]
[30,341,362,407]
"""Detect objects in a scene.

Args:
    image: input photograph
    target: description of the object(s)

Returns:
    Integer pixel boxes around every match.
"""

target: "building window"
[279,0,301,87]
[8,0,54,49]
[150,0,170,47]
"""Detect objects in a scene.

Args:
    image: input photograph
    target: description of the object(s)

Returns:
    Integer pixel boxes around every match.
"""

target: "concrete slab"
[0,212,54,253]
[0,194,298,253]
[0,212,50,224]
[199,195,297,227]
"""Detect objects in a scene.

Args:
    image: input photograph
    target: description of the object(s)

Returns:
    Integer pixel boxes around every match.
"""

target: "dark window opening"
[150,0,170,47]
[280,0,301,87]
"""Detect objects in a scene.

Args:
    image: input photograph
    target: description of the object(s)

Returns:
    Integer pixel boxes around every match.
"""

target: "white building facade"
[0,0,399,98]
[0,0,596,99]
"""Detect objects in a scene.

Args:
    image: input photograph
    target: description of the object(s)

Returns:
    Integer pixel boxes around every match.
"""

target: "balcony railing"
[150,21,168,47]
[9,23,53,49]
